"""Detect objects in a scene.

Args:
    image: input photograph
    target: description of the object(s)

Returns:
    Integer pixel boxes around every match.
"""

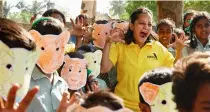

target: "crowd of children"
[0,6,209,112]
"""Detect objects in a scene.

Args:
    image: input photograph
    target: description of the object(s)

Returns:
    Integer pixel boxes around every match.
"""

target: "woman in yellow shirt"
[101,7,175,111]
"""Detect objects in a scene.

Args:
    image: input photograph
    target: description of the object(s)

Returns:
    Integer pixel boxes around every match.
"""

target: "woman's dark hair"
[172,52,210,111]
[30,17,63,35]
[124,7,154,45]
[183,10,196,29]
[189,11,210,49]
[42,9,66,24]
[156,18,176,32]
[138,68,172,106]
[81,90,123,110]
[77,45,97,54]
[0,18,36,51]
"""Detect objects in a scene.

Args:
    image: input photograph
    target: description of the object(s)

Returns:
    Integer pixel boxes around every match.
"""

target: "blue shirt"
[28,66,68,112]
[182,37,210,57]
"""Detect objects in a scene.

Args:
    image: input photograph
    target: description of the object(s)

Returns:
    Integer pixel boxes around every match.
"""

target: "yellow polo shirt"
[109,41,174,111]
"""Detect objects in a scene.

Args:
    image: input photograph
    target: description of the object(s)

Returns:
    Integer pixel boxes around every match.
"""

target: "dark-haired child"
[172,52,210,112]
[138,68,177,112]
[28,17,69,112]
[182,11,210,56]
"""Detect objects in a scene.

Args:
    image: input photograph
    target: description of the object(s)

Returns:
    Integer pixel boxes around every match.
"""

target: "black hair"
[66,52,84,59]
[138,68,172,106]
[42,9,66,24]
[172,52,210,111]
[0,18,36,51]
[95,20,109,24]
[75,14,88,24]
[30,17,63,35]
[77,45,97,54]
[189,11,210,49]
[183,10,196,30]
[156,18,176,32]
[81,90,123,110]
[124,7,154,45]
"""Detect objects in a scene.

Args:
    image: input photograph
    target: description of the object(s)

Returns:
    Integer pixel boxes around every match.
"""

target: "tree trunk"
[81,0,96,24]
[0,0,3,18]
[157,1,184,28]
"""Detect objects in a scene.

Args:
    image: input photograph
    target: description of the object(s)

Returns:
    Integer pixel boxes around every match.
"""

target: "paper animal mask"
[92,22,112,49]
[61,55,88,90]
[29,30,70,74]
[0,41,39,102]
[114,21,129,33]
[139,82,177,112]
[83,50,102,78]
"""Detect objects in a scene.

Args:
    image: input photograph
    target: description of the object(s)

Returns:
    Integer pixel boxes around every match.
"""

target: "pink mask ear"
[56,30,70,47]
[139,82,160,105]
[29,30,42,43]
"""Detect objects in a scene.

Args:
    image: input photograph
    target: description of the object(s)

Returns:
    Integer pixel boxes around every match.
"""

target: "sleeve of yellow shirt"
[162,49,175,67]
[65,43,75,54]
[109,43,119,66]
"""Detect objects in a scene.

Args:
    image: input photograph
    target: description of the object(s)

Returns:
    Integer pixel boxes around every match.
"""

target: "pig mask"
[139,82,177,112]
[29,30,70,74]
[115,21,129,33]
[61,55,88,90]
[92,22,112,49]
[0,41,39,102]
[83,50,102,78]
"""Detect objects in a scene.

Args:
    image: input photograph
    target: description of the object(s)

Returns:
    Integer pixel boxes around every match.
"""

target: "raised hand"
[56,92,82,112]
[69,18,85,38]
[107,29,125,43]
[167,33,188,50]
[0,84,39,112]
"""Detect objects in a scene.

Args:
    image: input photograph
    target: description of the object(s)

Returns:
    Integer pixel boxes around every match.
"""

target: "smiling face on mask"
[61,55,88,90]
[29,30,70,74]
[0,41,39,102]
[130,13,153,46]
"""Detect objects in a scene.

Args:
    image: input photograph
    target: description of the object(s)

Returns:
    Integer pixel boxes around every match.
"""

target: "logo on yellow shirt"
[147,53,158,60]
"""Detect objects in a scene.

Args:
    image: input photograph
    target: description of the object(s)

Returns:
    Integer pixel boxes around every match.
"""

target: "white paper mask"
[83,50,102,78]
[139,82,177,112]
[0,41,39,102]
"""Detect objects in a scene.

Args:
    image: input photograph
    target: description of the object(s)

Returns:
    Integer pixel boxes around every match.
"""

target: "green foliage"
[184,1,210,13]
[109,0,126,19]
[7,11,32,24]
[3,1,14,18]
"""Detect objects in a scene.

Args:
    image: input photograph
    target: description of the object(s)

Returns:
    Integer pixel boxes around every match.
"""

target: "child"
[66,90,132,112]
[0,18,40,104]
[172,52,210,112]
[183,10,196,36]
[28,17,70,112]
[101,7,175,111]
[77,45,108,89]
[182,11,210,56]
[138,68,177,112]
[156,18,187,62]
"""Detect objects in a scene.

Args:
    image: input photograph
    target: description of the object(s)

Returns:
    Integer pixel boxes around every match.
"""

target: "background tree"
[3,1,13,18]
[44,0,55,10]
[184,1,210,13]
[109,0,126,19]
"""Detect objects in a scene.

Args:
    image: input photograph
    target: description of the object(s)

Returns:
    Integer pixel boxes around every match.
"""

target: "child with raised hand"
[182,11,210,56]
[0,18,40,111]
[156,18,188,61]
[101,7,175,111]
[28,17,70,112]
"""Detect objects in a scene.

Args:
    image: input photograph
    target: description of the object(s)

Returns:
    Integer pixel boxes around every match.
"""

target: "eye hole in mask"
[6,64,12,69]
